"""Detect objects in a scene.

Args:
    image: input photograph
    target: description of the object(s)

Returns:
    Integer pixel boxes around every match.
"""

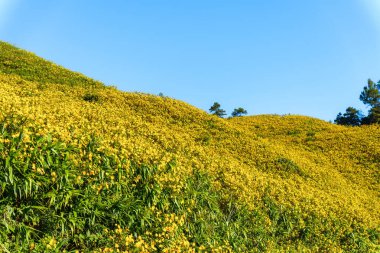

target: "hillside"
[0,41,379,252]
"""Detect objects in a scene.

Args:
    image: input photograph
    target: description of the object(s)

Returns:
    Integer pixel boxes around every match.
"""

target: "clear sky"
[1,0,380,121]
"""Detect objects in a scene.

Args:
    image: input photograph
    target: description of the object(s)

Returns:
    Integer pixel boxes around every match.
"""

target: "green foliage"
[287,129,301,136]
[336,78,380,125]
[360,79,380,107]
[83,93,100,102]
[362,106,380,125]
[209,102,226,118]
[260,193,379,253]
[335,107,362,126]
[360,79,380,124]
[274,157,306,178]
[231,107,248,117]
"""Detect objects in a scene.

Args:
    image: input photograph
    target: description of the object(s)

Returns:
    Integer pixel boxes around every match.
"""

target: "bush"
[83,93,100,102]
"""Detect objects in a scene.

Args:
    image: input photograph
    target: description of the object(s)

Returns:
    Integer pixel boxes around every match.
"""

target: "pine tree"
[334,107,362,126]
[360,79,380,124]
[209,102,226,118]
[231,107,248,117]
[335,79,380,126]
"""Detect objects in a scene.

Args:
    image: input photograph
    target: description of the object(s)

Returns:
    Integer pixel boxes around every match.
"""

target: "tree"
[335,78,380,126]
[334,107,362,126]
[359,79,380,107]
[359,79,380,124]
[209,102,226,118]
[231,107,248,117]
[362,106,380,125]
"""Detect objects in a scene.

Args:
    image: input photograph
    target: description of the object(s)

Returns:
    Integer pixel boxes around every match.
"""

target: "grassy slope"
[0,41,379,252]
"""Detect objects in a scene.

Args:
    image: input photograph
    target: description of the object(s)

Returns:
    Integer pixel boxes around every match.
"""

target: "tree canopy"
[360,79,380,107]
[334,107,362,126]
[231,107,248,117]
[359,79,380,124]
[335,79,380,126]
[209,102,226,118]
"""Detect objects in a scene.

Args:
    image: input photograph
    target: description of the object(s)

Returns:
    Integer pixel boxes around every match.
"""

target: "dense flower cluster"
[0,41,379,252]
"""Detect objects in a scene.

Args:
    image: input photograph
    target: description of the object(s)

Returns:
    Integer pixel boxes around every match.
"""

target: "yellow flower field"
[0,41,379,252]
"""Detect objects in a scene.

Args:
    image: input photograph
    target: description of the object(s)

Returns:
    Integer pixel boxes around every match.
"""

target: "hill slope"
[0,41,379,252]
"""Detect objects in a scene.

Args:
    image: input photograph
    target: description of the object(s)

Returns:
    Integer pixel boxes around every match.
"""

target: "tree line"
[335,79,380,126]
[209,102,248,118]
[164,79,380,125]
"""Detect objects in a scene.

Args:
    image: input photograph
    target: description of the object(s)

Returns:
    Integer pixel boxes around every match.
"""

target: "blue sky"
[1,0,380,121]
